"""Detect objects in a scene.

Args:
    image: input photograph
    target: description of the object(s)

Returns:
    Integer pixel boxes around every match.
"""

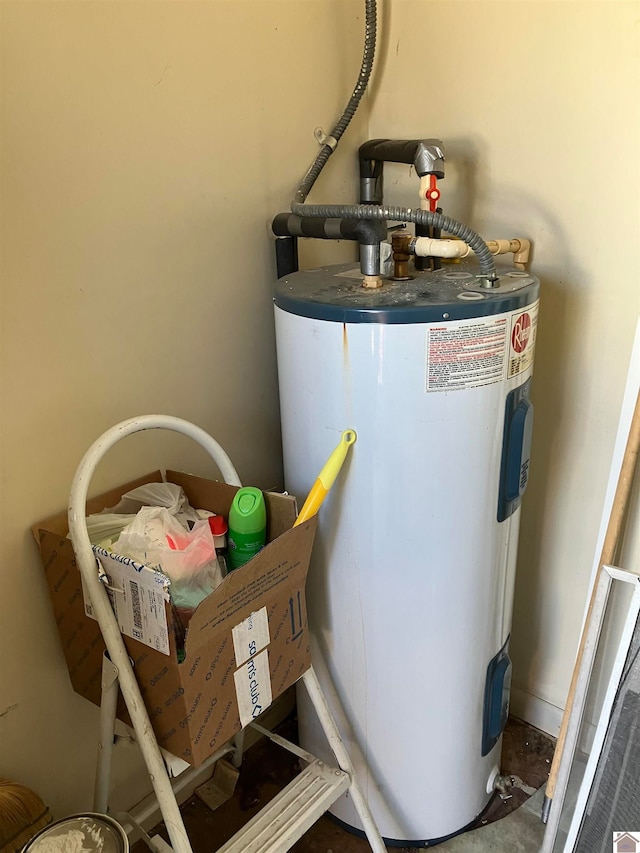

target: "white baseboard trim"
[510,687,564,738]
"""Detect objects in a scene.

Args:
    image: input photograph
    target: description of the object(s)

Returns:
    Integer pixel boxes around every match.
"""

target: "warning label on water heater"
[508,301,539,378]
[426,315,509,391]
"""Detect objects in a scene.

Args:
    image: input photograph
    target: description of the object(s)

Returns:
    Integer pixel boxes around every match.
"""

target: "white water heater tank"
[274,260,539,845]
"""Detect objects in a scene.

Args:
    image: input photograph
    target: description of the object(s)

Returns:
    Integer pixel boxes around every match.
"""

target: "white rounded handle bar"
[67,415,241,853]
[69,414,241,548]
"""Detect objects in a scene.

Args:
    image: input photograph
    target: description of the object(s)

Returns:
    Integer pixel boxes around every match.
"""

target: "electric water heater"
[274,260,539,845]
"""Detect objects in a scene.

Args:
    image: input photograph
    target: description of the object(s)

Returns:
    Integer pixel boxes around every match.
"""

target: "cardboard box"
[33,471,317,767]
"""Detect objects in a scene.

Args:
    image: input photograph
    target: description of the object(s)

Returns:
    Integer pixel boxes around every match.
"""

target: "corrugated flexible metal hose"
[294,0,377,206]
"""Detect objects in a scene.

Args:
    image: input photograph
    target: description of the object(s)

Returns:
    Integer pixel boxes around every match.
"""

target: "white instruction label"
[508,301,539,378]
[232,606,270,666]
[86,548,171,655]
[234,648,273,727]
[426,315,509,391]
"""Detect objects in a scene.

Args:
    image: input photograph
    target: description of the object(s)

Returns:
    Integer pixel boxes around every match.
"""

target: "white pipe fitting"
[413,237,470,259]
[419,175,431,212]
[413,236,531,269]
[510,238,531,269]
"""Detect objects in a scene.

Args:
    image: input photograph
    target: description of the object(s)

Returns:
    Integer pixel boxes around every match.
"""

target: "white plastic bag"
[111,483,200,528]
[86,483,199,547]
[111,507,223,612]
[85,512,138,547]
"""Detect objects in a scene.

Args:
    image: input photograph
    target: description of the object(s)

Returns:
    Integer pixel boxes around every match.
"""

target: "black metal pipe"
[274,236,299,279]
[359,138,445,179]
[272,213,387,245]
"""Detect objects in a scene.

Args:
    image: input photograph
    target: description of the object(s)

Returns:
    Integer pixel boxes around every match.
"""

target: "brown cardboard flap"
[33,471,315,767]
[183,517,317,659]
[166,472,298,540]
[38,530,107,705]
[167,471,238,515]
[263,492,299,541]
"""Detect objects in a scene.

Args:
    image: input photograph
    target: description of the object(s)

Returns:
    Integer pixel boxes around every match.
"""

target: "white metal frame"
[541,562,640,853]
[68,415,387,853]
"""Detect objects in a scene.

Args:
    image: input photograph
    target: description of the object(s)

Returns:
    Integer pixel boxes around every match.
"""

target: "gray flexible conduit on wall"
[294,0,377,206]
[291,0,498,282]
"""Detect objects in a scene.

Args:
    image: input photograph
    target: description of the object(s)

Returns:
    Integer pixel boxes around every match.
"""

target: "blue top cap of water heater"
[274,260,539,325]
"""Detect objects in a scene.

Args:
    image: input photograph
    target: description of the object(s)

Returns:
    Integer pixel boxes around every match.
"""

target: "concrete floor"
[135,716,555,852]
[435,787,546,853]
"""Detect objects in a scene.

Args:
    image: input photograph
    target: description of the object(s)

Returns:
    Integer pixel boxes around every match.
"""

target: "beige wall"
[3,0,639,822]
[0,0,365,816]
[369,0,640,730]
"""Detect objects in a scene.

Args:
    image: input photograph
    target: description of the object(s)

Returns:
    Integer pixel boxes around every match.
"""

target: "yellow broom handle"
[294,430,357,526]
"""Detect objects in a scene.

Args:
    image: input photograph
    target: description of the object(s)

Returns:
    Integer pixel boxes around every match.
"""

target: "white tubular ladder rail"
[67,415,387,853]
[69,416,241,853]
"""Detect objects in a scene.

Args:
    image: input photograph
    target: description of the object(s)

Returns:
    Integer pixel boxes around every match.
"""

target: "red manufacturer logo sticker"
[512,313,532,353]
